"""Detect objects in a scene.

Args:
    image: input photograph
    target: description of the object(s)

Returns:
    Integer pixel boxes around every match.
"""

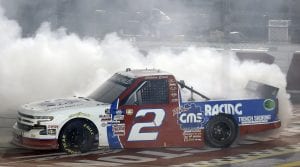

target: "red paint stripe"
[12,136,58,150]
[239,121,281,135]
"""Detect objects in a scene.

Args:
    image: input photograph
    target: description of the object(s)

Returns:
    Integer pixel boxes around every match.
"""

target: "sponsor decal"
[183,129,202,142]
[114,115,124,121]
[128,109,165,141]
[69,112,90,118]
[47,125,59,129]
[41,100,84,111]
[176,102,245,130]
[179,113,203,124]
[170,92,178,98]
[116,110,123,115]
[169,86,177,91]
[40,99,80,107]
[178,104,203,129]
[171,98,179,103]
[158,75,168,79]
[264,99,276,111]
[47,129,57,135]
[172,107,180,116]
[107,120,121,124]
[126,109,134,115]
[145,76,158,80]
[100,114,110,118]
[169,78,176,83]
[100,114,112,122]
[204,103,243,116]
[238,115,272,124]
[112,124,125,136]
[101,122,107,127]
[169,83,177,87]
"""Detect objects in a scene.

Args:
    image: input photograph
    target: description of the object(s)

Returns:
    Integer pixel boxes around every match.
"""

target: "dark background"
[1,0,300,43]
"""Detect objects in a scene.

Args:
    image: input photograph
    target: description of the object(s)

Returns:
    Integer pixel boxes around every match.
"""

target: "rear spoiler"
[245,81,279,98]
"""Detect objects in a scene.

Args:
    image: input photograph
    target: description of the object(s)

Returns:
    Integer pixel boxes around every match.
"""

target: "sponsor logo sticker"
[204,103,243,116]
[264,99,275,111]
[126,109,133,115]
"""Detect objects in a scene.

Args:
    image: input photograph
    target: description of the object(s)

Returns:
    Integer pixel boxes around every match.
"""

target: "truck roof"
[117,68,171,78]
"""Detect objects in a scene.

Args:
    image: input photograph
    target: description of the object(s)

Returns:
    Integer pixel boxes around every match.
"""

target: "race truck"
[12,68,281,154]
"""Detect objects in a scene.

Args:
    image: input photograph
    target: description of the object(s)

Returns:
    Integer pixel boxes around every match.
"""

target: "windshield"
[88,74,134,103]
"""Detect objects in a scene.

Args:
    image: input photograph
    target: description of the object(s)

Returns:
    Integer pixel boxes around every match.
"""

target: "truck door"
[118,77,181,148]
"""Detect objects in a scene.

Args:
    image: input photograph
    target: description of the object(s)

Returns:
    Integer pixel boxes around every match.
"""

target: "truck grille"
[18,112,35,119]
[17,112,47,132]
[17,122,33,131]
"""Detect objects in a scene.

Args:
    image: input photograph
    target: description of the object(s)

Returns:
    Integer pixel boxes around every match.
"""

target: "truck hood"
[20,97,108,114]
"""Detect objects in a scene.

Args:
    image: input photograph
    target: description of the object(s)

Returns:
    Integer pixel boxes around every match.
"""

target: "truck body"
[12,69,281,153]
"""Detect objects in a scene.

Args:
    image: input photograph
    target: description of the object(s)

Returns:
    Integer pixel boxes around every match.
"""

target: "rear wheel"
[59,120,97,154]
[204,115,237,148]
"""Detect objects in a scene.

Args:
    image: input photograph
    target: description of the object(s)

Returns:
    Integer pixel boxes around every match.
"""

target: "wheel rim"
[66,127,88,151]
[211,122,231,142]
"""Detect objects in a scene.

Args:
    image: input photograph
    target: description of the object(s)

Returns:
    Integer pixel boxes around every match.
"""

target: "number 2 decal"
[128,109,165,141]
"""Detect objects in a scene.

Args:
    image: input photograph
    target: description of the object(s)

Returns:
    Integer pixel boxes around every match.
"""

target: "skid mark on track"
[171,143,300,167]
[275,160,300,167]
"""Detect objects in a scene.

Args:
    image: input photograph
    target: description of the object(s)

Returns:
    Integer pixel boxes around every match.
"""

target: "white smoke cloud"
[0,8,144,111]
[0,5,292,129]
[146,47,293,128]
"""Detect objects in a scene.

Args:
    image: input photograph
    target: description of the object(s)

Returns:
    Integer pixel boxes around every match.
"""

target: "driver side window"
[126,79,168,105]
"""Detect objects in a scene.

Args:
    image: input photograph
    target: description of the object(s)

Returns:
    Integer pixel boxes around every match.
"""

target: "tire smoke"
[0,6,292,128]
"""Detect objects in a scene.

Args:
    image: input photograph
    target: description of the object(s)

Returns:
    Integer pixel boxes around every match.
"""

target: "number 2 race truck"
[12,68,281,154]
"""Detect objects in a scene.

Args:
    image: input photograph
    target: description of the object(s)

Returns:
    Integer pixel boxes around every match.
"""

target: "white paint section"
[98,155,156,164]
[98,122,109,147]
[138,150,192,159]
[128,109,165,141]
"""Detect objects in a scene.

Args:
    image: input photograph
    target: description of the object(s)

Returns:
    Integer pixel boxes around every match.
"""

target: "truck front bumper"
[12,123,59,150]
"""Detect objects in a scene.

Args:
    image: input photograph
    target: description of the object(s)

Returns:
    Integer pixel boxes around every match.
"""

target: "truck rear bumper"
[239,120,281,135]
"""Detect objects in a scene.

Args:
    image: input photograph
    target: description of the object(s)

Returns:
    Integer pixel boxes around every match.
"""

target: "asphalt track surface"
[0,105,299,167]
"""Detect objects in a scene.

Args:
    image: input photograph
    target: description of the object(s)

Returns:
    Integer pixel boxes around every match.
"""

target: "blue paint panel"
[107,125,122,148]
[106,99,122,149]
[179,98,279,129]
[178,103,204,129]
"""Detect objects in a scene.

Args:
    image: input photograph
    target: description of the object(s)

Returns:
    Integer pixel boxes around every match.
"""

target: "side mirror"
[178,80,185,88]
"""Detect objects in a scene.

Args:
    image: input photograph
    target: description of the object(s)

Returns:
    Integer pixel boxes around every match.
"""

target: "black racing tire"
[204,115,237,148]
[59,120,96,154]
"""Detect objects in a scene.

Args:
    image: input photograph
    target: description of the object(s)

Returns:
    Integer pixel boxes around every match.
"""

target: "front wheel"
[204,115,237,148]
[59,120,97,154]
